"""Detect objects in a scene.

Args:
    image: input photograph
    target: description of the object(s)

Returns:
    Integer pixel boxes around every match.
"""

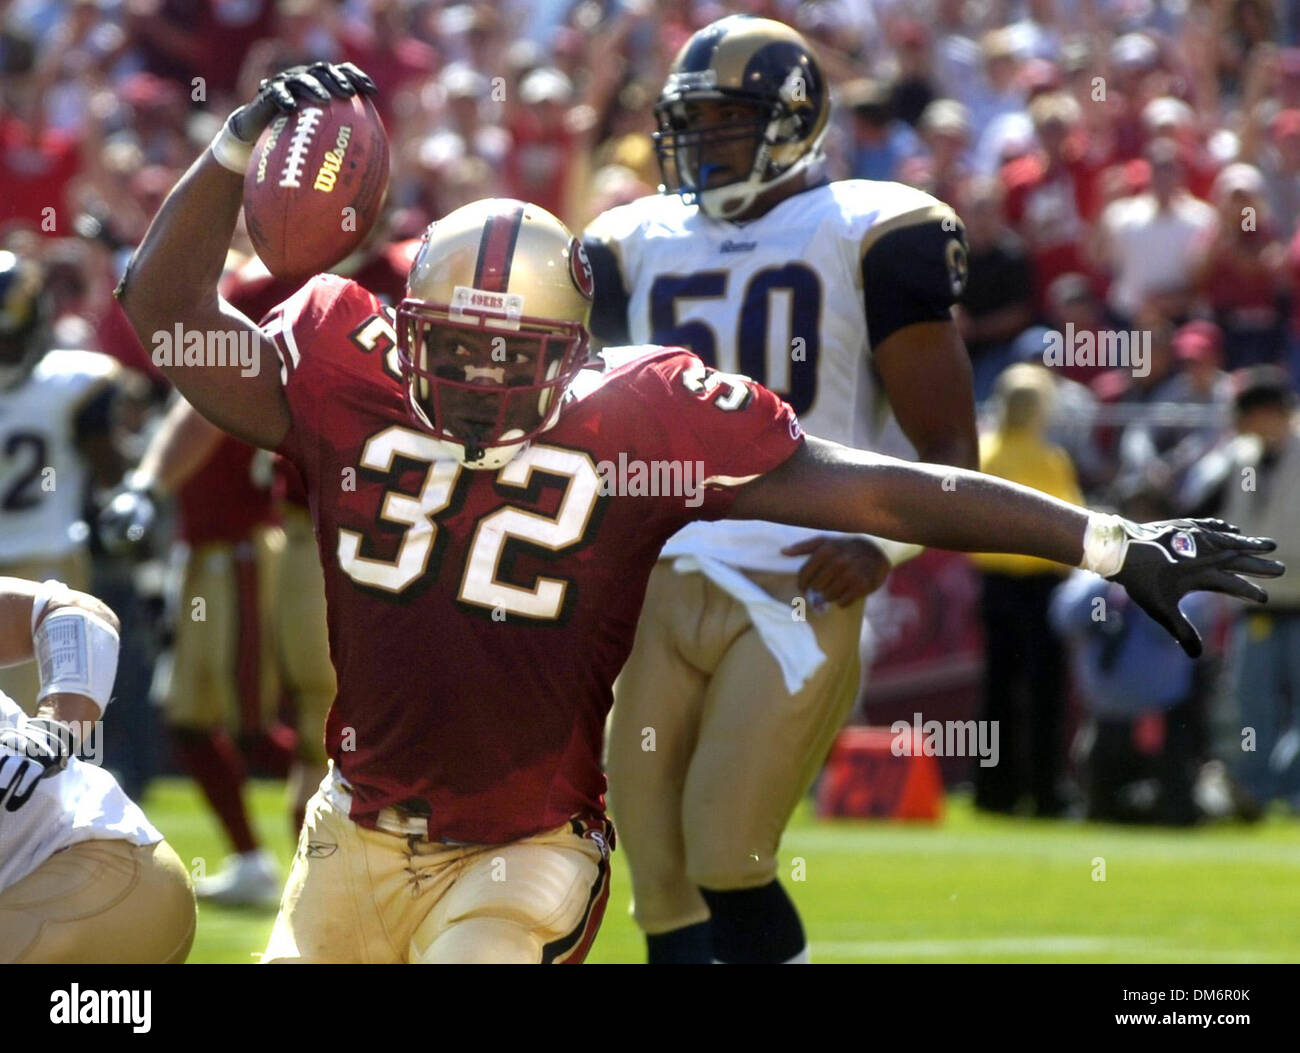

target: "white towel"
[669,554,826,694]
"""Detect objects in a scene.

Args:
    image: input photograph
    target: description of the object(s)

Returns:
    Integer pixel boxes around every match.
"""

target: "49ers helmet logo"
[569,238,595,301]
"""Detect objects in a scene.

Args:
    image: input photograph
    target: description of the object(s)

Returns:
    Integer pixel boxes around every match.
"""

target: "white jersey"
[0,350,119,563]
[584,180,967,573]
[0,692,161,894]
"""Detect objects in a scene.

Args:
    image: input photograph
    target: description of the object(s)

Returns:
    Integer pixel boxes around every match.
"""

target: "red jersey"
[176,435,276,545]
[264,276,801,843]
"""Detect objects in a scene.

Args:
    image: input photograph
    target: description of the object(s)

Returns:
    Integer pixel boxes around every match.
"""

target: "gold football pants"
[607,562,863,933]
[263,778,611,963]
[0,838,195,963]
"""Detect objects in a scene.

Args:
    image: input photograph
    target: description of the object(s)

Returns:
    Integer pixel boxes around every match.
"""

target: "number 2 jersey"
[0,350,118,563]
[263,275,802,844]
[583,179,968,572]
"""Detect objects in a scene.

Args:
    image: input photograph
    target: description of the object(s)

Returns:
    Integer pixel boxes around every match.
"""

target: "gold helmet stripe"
[472,203,526,293]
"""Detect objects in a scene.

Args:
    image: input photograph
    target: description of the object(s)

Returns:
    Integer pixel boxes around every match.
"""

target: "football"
[242,93,389,282]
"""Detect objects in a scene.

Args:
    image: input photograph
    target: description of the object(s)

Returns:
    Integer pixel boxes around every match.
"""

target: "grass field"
[144,778,1300,964]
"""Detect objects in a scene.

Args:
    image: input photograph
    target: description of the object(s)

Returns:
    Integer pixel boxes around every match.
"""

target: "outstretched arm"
[729,437,1283,656]
[731,437,1089,561]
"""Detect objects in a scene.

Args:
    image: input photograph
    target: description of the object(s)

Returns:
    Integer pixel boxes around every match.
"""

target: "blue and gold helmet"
[0,250,49,390]
[653,15,830,220]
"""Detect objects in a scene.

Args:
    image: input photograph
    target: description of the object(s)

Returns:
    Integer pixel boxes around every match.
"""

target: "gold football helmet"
[398,199,594,469]
[654,15,831,220]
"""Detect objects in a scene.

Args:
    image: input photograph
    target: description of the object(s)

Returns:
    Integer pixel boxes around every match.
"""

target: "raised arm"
[114,62,375,449]
[729,436,1283,657]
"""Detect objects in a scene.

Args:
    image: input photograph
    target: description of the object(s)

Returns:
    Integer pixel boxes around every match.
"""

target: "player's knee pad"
[411,917,540,964]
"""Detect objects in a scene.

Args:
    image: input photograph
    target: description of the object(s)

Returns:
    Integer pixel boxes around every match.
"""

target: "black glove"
[0,718,75,812]
[228,61,378,144]
[1111,517,1283,658]
[98,484,157,555]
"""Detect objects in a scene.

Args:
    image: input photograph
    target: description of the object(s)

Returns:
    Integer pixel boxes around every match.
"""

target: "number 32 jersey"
[264,275,801,844]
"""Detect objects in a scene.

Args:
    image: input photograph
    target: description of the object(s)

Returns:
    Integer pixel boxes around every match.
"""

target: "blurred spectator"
[887,18,936,128]
[1255,109,1300,234]
[1107,32,1163,161]
[1051,563,1217,826]
[1112,321,1233,513]
[970,365,1083,816]
[337,0,438,118]
[931,0,981,100]
[1141,96,1219,202]
[954,176,1034,402]
[1095,138,1216,327]
[898,98,973,211]
[1041,272,1107,386]
[1193,163,1289,370]
[1002,91,1103,312]
[841,77,921,183]
[1209,368,1300,810]
[504,66,583,219]
[967,28,1025,160]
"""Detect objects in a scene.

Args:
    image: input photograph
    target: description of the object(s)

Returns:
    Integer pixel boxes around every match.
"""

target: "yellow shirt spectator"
[970,366,1084,576]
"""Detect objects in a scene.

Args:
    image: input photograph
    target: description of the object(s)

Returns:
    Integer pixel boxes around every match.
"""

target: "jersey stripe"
[472,205,525,293]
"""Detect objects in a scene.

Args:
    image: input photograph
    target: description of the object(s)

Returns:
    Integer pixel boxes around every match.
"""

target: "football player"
[0,577,195,963]
[99,232,425,904]
[583,15,979,963]
[0,250,123,712]
[114,62,1282,963]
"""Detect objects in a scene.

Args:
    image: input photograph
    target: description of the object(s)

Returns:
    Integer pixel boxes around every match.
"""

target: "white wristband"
[1080,513,1130,579]
[33,606,120,718]
[210,121,255,176]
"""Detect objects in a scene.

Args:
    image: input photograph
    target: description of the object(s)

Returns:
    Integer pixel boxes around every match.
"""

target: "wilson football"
[242,94,389,282]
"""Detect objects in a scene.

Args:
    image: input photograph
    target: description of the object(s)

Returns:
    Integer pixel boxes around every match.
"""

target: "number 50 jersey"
[263,275,802,845]
[584,179,967,453]
[583,179,968,570]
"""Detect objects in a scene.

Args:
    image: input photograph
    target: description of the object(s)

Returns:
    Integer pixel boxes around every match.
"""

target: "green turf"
[142,778,1300,963]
